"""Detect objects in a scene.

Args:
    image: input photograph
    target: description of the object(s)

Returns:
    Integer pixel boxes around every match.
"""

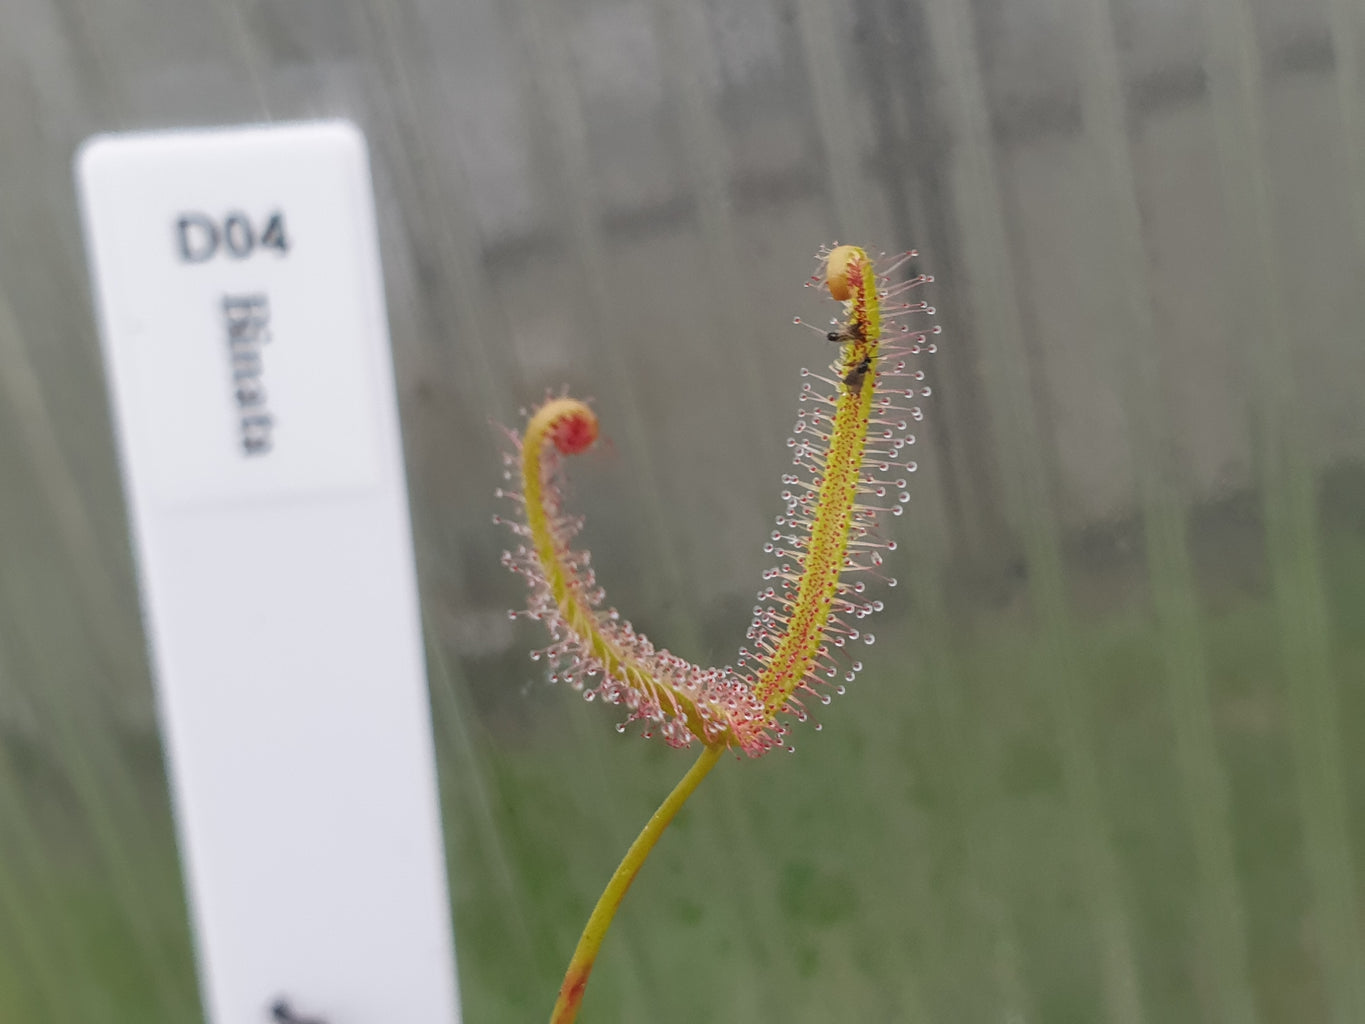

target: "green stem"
[550,743,725,1024]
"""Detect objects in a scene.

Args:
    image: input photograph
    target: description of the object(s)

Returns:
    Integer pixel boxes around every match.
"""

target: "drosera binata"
[498,244,938,1022]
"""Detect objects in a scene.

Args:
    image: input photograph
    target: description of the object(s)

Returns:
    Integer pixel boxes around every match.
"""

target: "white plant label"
[76,122,461,1024]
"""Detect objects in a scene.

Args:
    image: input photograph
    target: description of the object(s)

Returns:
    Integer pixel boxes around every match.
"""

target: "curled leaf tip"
[540,399,598,455]
[823,244,864,301]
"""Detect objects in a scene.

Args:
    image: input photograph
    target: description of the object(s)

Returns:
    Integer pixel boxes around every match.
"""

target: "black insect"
[826,321,866,344]
[843,354,872,393]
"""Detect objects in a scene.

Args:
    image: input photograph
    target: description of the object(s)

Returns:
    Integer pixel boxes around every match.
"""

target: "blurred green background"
[2,0,1364,1021]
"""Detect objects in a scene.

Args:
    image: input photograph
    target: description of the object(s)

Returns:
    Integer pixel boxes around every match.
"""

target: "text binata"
[222,294,275,456]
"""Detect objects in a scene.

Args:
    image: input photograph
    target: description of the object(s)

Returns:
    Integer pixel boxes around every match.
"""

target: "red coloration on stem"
[552,969,590,1024]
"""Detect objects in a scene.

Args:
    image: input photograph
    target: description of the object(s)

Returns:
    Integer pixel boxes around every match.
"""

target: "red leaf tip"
[550,406,599,455]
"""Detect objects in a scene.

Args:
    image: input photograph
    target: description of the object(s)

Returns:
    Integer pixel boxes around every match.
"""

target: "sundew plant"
[499,245,938,1022]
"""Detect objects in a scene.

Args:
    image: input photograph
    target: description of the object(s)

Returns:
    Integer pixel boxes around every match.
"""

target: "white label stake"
[76,122,462,1024]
